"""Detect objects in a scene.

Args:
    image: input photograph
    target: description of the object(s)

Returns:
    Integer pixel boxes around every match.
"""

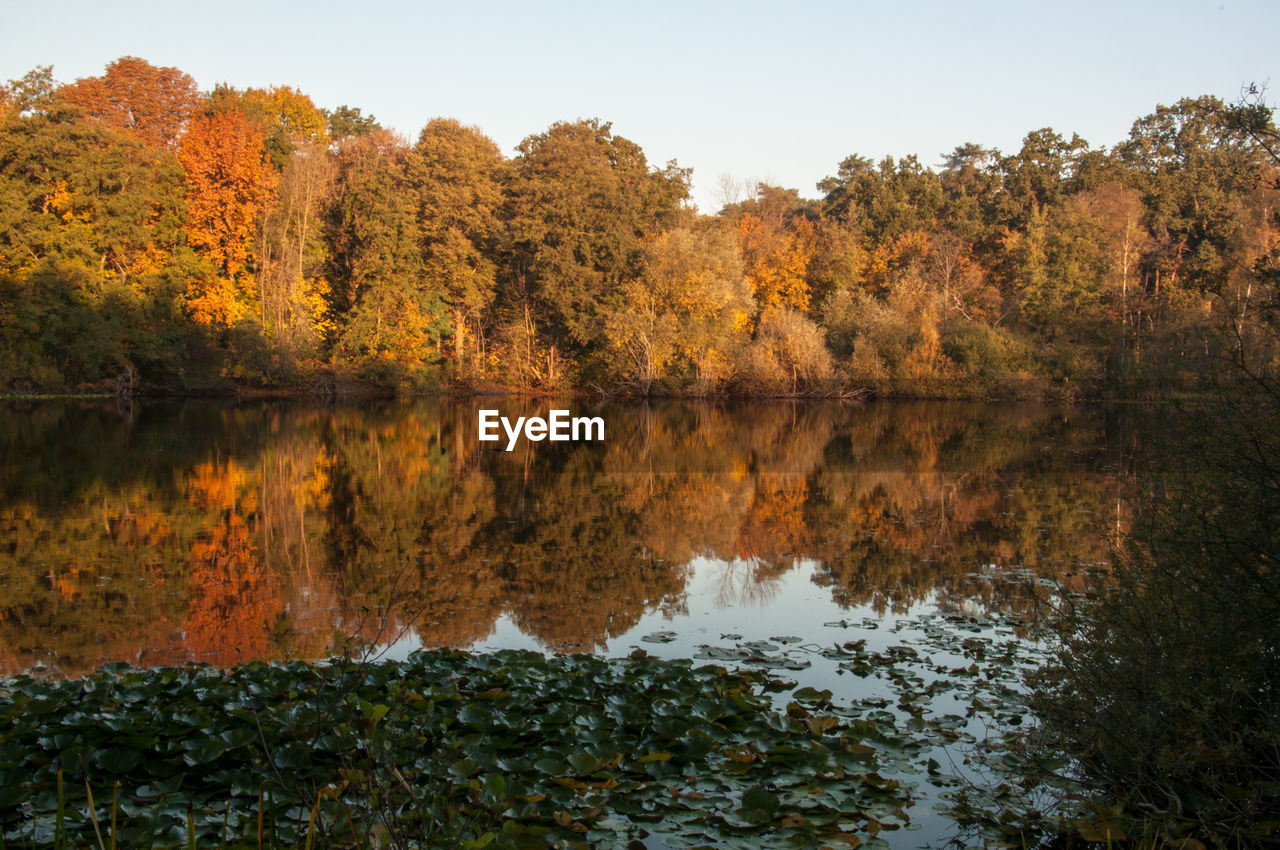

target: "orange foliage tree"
[58,56,200,150]
[178,109,278,325]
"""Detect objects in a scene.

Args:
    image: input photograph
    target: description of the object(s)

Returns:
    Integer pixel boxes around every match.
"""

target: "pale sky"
[3,0,1276,211]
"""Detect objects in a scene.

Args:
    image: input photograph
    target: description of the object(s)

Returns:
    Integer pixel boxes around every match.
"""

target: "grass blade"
[84,779,105,850]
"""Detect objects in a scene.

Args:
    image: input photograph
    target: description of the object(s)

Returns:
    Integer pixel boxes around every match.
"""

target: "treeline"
[1,57,1277,398]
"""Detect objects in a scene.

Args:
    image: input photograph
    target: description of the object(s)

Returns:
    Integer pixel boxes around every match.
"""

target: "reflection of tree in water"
[710,557,786,608]
[806,403,1126,615]
[410,469,503,647]
[0,399,1130,672]
[181,460,281,665]
[0,487,181,673]
[735,478,811,566]
[447,442,694,651]
[254,422,341,661]
[0,404,338,674]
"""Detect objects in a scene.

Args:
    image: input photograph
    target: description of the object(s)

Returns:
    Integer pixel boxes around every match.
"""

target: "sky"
[3,0,1277,211]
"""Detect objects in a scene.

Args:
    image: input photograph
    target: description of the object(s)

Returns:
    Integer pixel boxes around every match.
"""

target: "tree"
[1028,95,1280,844]
[327,105,379,141]
[939,143,1003,257]
[1117,96,1263,298]
[0,109,195,388]
[0,66,58,118]
[739,306,834,393]
[178,108,277,326]
[0,111,185,278]
[324,130,444,375]
[504,119,688,363]
[1008,203,1107,335]
[240,86,330,169]
[738,212,814,313]
[57,57,200,149]
[408,118,505,368]
[722,184,817,315]
[1077,182,1153,380]
[819,155,944,244]
[924,229,996,321]
[257,142,335,353]
[604,226,752,390]
[996,128,1091,229]
[1031,349,1280,845]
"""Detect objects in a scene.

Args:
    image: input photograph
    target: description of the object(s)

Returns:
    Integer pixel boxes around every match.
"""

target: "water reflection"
[0,399,1129,675]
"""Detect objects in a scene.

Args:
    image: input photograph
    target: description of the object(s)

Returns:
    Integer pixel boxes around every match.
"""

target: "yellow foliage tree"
[738,213,814,312]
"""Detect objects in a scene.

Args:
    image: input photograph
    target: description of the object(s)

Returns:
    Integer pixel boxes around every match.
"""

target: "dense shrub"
[736,306,833,393]
[1030,361,1280,845]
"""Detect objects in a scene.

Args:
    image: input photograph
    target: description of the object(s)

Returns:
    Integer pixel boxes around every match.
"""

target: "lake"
[0,398,1134,846]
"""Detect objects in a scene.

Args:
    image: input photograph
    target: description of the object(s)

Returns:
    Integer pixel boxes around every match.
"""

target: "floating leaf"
[640,632,677,643]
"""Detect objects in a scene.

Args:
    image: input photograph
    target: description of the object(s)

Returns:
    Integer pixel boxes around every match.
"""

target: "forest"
[1,57,1277,399]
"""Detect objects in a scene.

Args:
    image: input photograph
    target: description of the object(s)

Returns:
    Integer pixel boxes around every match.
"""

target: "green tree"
[938,143,1003,256]
[324,130,444,381]
[327,105,380,141]
[0,109,197,388]
[819,155,943,244]
[1010,204,1107,335]
[996,128,1092,230]
[1118,96,1263,298]
[0,66,58,118]
[408,118,505,369]
[504,119,688,368]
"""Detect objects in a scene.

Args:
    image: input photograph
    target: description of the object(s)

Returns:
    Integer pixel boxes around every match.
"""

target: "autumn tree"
[408,118,505,369]
[924,229,999,321]
[240,85,330,168]
[57,57,199,150]
[198,85,336,360]
[256,143,335,354]
[737,212,815,313]
[178,108,277,326]
[1076,183,1153,380]
[604,226,753,390]
[739,306,834,392]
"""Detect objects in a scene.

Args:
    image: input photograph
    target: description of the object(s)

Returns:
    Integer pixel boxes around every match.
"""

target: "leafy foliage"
[57,57,200,150]
[1029,368,1280,845]
[0,652,916,848]
[177,108,277,326]
[1,56,1279,398]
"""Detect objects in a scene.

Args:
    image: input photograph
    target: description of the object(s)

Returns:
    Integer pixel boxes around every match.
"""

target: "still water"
[0,398,1133,845]
[0,398,1128,676]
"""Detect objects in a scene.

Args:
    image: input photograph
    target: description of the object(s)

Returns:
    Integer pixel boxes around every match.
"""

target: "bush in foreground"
[1029,364,1280,846]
